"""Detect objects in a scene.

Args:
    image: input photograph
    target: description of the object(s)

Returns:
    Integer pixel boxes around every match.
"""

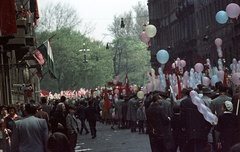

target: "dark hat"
[202,87,214,94]
[158,91,169,98]
[181,88,192,95]
[37,103,42,110]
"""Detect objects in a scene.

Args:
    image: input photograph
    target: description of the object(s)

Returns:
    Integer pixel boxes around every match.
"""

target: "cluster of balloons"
[216,3,240,24]
[139,24,157,43]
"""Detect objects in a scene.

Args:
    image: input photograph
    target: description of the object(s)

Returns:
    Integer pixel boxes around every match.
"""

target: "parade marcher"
[137,101,146,134]
[146,93,174,152]
[121,96,129,129]
[215,101,239,152]
[171,105,187,152]
[2,105,21,152]
[159,91,173,117]
[66,105,79,152]
[11,102,49,152]
[47,132,71,152]
[109,105,116,129]
[86,99,97,139]
[211,84,232,117]
[180,88,211,152]
[201,86,215,151]
[49,102,67,135]
[76,101,89,135]
[35,103,50,130]
[114,95,124,129]
[41,97,52,116]
[231,85,240,142]
[127,94,138,132]
[230,143,240,152]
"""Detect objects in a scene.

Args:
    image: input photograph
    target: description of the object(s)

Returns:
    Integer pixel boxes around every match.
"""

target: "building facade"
[148,0,240,73]
[0,0,41,105]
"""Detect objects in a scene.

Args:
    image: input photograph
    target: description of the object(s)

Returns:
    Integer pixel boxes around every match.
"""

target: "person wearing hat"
[210,84,232,117]
[180,88,211,152]
[215,101,239,152]
[200,86,215,151]
[157,91,173,118]
[231,85,240,142]
[201,86,214,108]
[35,103,50,131]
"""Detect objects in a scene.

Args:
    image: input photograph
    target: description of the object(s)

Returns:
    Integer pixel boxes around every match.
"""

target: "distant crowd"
[2,81,240,152]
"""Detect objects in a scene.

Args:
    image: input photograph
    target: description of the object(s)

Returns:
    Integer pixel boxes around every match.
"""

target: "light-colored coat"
[11,116,48,152]
[66,114,79,134]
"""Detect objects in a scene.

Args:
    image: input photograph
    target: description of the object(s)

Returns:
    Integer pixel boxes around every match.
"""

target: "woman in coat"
[215,101,239,152]
[146,92,174,152]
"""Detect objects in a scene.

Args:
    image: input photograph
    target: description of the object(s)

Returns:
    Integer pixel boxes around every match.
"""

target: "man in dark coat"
[231,85,240,142]
[146,93,174,152]
[86,99,97,139]
[180,89,211,152]
[76,101,89,134]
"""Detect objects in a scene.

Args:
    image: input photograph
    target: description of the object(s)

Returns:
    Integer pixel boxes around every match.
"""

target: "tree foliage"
[36,1,151,92]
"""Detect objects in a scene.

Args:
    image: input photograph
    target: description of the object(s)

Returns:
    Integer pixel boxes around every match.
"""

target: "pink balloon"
[232,73,240,85]
[217,70,225,81]
[172,63,176,69]
[226,3,240,19]
[202,77,210,86]
[113,80,117,85]
[180,60,186,67]
[146,83,154,93]
[214,38,222,47]
[141,87,147,94]
[194,63,204,72]
[139,32,150,43]
[115,75,119,82]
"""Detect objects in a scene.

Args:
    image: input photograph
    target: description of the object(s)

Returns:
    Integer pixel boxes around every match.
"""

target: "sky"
[38,0,147,43]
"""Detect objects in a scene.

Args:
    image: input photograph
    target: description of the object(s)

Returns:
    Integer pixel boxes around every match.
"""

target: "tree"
[107,2,150,86]
[37,28,113,93]
[37,2,81,32]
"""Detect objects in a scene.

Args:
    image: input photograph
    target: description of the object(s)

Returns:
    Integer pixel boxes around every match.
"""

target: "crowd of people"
[1,81,240,152]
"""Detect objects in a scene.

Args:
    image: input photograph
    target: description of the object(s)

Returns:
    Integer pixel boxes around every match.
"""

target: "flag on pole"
[38,41,57,79]
[32,50,44,65]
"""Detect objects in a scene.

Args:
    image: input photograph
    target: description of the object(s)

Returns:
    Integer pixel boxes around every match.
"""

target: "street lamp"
[79,43,90,87]
[79,43,90,63]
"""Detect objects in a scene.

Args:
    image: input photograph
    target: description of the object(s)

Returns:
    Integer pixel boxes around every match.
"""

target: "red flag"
[123,73,130,94]
[0,0,17,36]
[33,50,45,65]
[30,0,40,25]
[124,73,129,86]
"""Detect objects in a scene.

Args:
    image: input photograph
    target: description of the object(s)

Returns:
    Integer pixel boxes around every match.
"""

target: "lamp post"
[106,42,122,76]
[79,43,90,87]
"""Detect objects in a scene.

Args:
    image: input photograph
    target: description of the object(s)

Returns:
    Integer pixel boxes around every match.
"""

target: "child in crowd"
[137,101,146,134]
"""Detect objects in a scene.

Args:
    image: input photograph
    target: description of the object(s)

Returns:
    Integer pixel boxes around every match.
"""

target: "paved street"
[75,122,151,152]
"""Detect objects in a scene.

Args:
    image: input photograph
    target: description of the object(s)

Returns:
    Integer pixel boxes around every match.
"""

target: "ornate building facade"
[148,0,240,73]
[0,0,41,105]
